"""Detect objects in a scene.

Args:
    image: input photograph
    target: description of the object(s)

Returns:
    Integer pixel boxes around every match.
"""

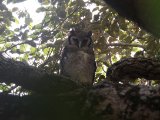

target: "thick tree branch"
[0,81,160,120]
[0,54,78,94]
[107,57,160,82]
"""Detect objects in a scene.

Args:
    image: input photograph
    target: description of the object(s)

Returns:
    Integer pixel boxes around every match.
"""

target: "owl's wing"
[86,48,97,83]
[60,47,68,75]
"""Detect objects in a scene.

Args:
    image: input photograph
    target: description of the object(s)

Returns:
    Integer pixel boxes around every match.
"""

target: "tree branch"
[0,55,160,120]
[0,54,78,94]
[106,42,145,49]
[0,80,160,120]
[107,57,160,82]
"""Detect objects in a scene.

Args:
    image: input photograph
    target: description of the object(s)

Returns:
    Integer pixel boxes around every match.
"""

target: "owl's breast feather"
[67,50,91,64]
[64,50,95,85]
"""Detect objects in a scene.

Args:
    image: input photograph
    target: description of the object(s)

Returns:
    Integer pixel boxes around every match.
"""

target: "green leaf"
[56,8,66,18]
[5,43,12,48]
[18,11,26,18]
[21,31,28,40]
[14,17,20,24]
[38,0,50,5]
[30,47,36,54]
[25,16,32,25]
[20,44,27,52]
[11,47,17,53]
[12,7,18,12]
[24,54,29,61]
[43,48,50,55]
[36,7,46,13]
[32,24,42,29]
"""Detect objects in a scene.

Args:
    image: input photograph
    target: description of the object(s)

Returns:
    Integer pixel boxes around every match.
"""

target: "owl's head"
[68,29,93,48]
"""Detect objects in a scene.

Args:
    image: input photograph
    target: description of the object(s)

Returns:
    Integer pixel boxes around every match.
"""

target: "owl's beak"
[78,41,82,48]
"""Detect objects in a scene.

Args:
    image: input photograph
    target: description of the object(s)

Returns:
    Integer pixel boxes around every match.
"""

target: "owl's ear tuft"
[87,31,92,37]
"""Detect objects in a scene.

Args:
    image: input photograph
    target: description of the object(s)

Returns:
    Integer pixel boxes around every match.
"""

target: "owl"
[60,30,96,86]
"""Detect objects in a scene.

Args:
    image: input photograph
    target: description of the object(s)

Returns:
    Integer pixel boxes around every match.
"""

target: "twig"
[106,42,145,49]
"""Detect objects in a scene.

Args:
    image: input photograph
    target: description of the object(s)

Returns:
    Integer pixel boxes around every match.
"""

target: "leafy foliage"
[0,0,159,92]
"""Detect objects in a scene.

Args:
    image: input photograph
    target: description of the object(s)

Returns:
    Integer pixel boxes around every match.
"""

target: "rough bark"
[107,57,160,82]
[0,55,160,120]
[0,54,79,94]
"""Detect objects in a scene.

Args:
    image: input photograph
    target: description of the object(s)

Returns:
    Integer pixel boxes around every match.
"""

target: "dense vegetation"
[0,0,160,93]
[0,1,160,120]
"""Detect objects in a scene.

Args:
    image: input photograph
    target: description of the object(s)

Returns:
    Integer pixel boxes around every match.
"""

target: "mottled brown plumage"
[60,30,96,86]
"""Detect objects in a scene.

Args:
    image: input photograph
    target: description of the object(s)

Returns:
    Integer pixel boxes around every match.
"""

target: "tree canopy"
[1,0,160,84]
[103,0,160,38]
[0,0,160,120]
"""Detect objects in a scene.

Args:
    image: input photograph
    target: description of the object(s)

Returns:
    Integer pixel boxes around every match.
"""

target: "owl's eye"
[73,38,78,41]
[70,36,79,46]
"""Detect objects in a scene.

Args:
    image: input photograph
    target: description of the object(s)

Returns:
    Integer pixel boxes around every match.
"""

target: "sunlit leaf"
[43,48,50,55]
[20,44,27,52]
[30,47,36,54]
[5,43,12,48]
